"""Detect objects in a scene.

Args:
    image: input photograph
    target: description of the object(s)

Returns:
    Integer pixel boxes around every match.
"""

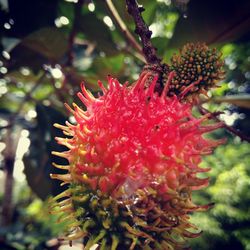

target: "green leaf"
[64,67,100,91]
[151,37,167,57]
[92,54,125,75]
[83,54,126,86]
[57,1,75,30]
[76,13,117,56]
[140,0,158,24]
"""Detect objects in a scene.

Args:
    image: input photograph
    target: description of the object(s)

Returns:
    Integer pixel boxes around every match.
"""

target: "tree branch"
[105,0,146,63]
[198,105,250,143]
[125,0,161,65]
[1,126,21,226]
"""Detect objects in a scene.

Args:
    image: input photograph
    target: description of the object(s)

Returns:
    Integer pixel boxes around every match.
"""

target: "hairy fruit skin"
[50,72,225,249]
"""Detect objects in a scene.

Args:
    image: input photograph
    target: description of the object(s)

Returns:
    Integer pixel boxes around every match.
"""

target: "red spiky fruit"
[50,71,225,249]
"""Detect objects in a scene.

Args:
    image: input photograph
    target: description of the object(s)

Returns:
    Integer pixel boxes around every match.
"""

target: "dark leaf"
[9,45,47,72]
[169,0,250,48]
[76,12,117,55]
[8,27,68,71]
[21,27,68,61]
[23,104,68,200]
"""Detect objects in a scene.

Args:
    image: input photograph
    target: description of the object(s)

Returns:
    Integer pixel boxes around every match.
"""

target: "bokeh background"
[0,0,250,249]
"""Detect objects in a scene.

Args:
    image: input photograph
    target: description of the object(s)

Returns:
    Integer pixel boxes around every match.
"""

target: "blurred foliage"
[0,0,249,249]
[0,184,67,250]
[191,142,250,250]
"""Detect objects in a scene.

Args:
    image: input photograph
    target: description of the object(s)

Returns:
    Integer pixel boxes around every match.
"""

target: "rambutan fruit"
[169,43,225,102]
[50,71,225,249]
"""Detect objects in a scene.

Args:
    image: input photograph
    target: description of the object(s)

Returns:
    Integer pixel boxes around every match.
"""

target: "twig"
[198,105,250,143]
[1,124,22,226]
[16,73,47,114]
[125,0,161,65]
[105,0,146,63]
[66,0,85,66]
[1,130,15,225]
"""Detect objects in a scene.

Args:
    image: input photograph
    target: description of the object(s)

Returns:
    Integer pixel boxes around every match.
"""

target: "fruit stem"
[125,0,161,65]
